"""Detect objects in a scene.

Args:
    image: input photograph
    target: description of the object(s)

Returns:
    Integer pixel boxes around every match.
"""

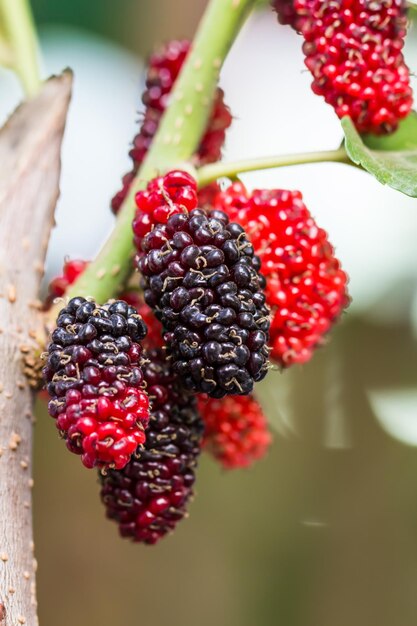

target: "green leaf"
[341,114,417,197]
[361,111,417,151]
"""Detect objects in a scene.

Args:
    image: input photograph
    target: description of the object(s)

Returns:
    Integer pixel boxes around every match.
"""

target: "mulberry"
[43,297,150,470]
[272,0,413,134]
[213,182,349,367]
[135,171,270,398]
[46,260,164,350]
[111,39,232,214]
[132,169,198,250]
[198,394,271,469]
[99,348,203,544]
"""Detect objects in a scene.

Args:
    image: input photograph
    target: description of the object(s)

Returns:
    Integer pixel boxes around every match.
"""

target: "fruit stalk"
[197,147,351,186]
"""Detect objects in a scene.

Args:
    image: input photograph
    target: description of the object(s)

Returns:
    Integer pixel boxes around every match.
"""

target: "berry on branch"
[99,348,203,544]
[132,169,199,249]
[198,394,271,469]
[43,297,150,470]
[213,181,349,367]
[272,0,413,134]
[135,171,271,398]
[111,39,232,214]
[46,259,164,350]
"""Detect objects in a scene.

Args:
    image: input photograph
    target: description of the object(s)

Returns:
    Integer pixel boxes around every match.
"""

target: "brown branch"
[0,72,72,626]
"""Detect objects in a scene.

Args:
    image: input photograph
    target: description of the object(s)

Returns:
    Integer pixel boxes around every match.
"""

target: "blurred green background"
[21,1,417,625]
[31,0,207,55]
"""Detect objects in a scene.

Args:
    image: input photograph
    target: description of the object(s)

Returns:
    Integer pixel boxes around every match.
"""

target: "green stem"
[139,0,252,172]
[0,0,41,96]
[62,0,255,310]
[197,147,351,186]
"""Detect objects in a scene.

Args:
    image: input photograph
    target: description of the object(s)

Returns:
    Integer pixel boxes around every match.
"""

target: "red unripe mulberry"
[213,182,349,367]
[198,394,271,469]
[272,0,413,134]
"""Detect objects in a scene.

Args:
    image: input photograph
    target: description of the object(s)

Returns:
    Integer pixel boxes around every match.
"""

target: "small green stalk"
[197,147,351,186]
[62,0,255,312]
[0,0,41,96]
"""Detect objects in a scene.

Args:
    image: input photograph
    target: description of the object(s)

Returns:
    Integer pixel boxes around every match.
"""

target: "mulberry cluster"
[198,394,271,469]
[272,0,412,134]
[213,182,349,367]
[100,349,203,544]
[135,171,270,397]
[43,297,150,470]
[111,39,232,214]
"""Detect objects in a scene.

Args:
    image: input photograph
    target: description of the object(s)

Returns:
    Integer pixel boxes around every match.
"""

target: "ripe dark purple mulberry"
[99,348,203,544]
[45,259,164,351]
[135,172,271,398]
[43,297,150,470]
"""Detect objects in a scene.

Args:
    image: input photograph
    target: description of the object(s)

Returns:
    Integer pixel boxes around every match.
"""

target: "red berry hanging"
[43,297,150,470]
[272,0,413,134]
[99,348,203,544]
[134,171,271,398]
[132,169,199,249]
[213,181,349,367]
[111,39,232,214]
[198,394,271,469]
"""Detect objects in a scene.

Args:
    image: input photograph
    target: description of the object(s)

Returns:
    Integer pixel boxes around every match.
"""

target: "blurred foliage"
[32,0,272,56]
[32,0,207,55]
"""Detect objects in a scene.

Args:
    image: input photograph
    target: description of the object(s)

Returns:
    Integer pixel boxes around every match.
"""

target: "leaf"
[341,114,417,197]
[361,111,417,151]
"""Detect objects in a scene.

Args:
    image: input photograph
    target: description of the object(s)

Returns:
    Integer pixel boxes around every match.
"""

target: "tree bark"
[0,72,72,626]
